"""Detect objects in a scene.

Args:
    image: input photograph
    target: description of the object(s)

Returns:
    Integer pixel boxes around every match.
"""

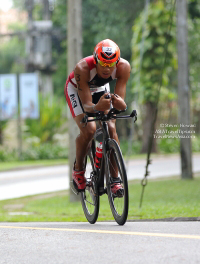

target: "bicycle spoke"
[106,139,129,225]
[107,148,125,215]
[80,146,99,224]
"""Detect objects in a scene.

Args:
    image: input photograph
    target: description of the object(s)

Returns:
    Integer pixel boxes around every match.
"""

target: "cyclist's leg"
[65,80,96,171]
[74,114,96,171]
[107,119,119,178]
[107,120,124,197]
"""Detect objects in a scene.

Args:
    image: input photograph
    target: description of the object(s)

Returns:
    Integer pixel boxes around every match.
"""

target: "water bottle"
[95,142,103,168]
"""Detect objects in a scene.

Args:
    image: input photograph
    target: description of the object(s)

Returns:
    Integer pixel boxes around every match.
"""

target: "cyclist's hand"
[111,93,127,111]
[95,93,111,111]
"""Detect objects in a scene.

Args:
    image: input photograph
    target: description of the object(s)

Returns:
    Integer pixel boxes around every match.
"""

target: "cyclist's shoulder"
[75,56,95,76]
[117,58,130,71]
[116,58,131,78]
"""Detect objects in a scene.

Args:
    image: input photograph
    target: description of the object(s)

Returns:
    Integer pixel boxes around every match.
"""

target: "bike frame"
[94,121,111,196]
[80,108,137,196]
[91,109,137,196]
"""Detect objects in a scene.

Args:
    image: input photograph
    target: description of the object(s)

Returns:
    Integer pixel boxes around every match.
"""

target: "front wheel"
[105,139,129,225]
[80,144,99,224]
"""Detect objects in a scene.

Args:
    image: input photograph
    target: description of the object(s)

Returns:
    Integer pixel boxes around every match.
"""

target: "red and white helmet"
[93,39,120,67]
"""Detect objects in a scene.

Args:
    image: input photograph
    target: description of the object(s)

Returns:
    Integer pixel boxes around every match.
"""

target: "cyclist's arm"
[74,60,94,113]
[74,61,111,113]
[112,59,131,110]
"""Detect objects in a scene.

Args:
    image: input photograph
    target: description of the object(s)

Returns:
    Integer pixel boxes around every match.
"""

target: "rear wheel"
[105,139,129,225]
[80,143,99,224]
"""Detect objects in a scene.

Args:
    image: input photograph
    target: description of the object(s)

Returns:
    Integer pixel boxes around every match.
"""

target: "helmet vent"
[105,52,112,56]
[101,52,116,60]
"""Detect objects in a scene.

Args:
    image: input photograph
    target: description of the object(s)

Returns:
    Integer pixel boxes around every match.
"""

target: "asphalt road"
[0,154,200,200]
[0,222,199,264]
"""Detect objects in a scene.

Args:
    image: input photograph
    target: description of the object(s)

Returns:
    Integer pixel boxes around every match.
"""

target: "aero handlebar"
[81,108,137,126]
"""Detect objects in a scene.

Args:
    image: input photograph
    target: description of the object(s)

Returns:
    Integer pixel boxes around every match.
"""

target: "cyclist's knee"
[108,122,117,137]
[82,123,96,141]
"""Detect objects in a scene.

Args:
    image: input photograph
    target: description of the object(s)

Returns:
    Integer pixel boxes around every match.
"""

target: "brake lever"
[105,94,111,99]
[130,110,137,122]
[104,87,111,99]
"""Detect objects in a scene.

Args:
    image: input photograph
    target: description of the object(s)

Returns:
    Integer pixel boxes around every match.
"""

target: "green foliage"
[51,0,67,97]
[52,41,67,97]
[20,144,68,161]
[120,133,200,155]
[0,144,67,162]
[131,1,177,104]
[158,136,180,154]
[157,134,200,154]
[120,139,142,156]
[25,95,66,143]
[33,2,43,21]
[0,159,67,171]
[0,18,26,74]
[0,36,25,74]
[188,0,200,20]
[192,136,200,152]
[0,148,18,162]
[52,0,67,33]
[82,0,145,60]
[12,0,26,11]
[188,18,200,113]
[7,21,26,32]
[0,120,8,132]
[0,120,9,145]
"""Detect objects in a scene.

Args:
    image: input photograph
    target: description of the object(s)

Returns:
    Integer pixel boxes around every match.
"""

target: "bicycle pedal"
[98,187,107,196]
[113,189,124,198]
[90,187,97,197]
[70,180,79,195]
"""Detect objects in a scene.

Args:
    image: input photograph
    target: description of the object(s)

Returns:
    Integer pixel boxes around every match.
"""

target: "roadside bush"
[158,137,180,154]
[20,144,68,161]
[0,144,68,162]
[0,148,8,161]
[0,148,18,162]
[192,136,200,152]
[158,135,200,154]
[120,139,142,156]
[119,135,200,156]
[25,95,67,143]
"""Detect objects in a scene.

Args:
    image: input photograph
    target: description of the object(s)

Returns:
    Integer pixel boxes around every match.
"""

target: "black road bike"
[73,108,137,225]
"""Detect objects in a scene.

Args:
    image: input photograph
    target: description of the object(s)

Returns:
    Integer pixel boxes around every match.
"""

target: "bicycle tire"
[105,139,129,225]
[80,143,100,224]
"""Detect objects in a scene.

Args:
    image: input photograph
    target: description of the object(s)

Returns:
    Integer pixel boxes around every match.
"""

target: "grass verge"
[0,176,199,222]
[0,152,188,172]
[0,159,67,172]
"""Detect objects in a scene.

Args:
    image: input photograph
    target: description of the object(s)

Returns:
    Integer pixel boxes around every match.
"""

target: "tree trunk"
[176,0,193,179]
[67,0,83,202]
[141,102,157,153]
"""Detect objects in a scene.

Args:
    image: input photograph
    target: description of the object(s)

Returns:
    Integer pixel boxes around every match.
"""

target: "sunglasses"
[97,59,117,68]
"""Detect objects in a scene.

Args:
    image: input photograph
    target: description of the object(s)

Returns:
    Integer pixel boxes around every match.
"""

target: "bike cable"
[139,0,177,208]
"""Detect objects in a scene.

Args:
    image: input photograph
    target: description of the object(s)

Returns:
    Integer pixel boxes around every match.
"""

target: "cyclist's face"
[96,63,116,79]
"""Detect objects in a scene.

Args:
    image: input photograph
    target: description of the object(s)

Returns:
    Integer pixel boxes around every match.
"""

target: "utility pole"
[176,0,193,179]
[43,0,51,20]
[67,0,83,201]
[40,0,53,99]
[25,0,34,72]
[25,0,54,99]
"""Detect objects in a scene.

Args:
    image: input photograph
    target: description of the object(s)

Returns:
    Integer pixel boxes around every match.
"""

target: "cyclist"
[65,39,130,197]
